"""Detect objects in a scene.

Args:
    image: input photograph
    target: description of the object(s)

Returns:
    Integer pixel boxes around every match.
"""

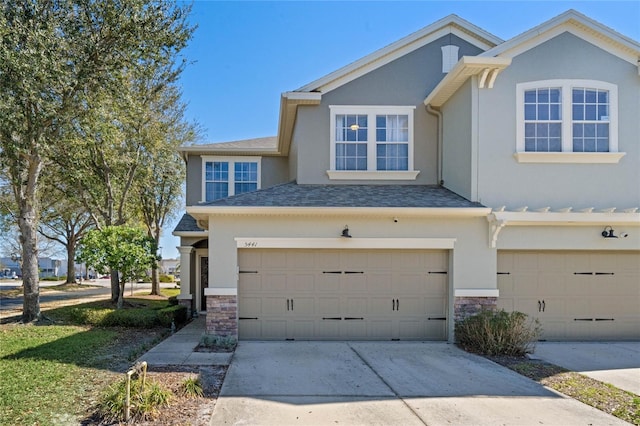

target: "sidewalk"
[136,316,233,366]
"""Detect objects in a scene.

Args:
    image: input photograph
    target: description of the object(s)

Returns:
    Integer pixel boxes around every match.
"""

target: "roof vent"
[441,45,459,73]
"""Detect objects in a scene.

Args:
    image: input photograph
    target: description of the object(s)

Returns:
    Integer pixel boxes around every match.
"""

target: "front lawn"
[0,296,182,425]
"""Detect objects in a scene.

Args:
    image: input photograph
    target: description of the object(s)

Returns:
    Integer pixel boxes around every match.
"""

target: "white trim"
[329,105,416,173]
[455,289,499,298]
[513,152,626,164]
[326,170,420,180]
[172,231,207,237]
[204,287,237,296]
[282,92,323,101]
[481,11,640,66]
[515,80,619,156]
[488,211,640,226]
[235,237,456,250]
[188,206,492,219]
[201,156,262,202]
[177,294,192,300]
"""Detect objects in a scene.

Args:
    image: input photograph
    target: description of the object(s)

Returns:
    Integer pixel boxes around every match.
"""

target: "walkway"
[136,316,233,366]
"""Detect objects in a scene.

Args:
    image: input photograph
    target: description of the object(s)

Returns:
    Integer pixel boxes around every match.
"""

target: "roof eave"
[424,56,512,107]
[276,92,322,156]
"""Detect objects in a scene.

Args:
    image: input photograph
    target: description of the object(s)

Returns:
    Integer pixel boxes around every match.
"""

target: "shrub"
[180,376,204,398]
[199,334,237,351]
[167,296,179,306]
[157,305,188,327]
[97,376,172,423]
[159,274,175,283]
[455,310,541,356]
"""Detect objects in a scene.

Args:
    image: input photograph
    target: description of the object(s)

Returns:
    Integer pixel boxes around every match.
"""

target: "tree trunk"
[110,269,120,302]
[150,264,160,295]
[117,278,125,309]
[66,241,77,284]
[19,203,41,323]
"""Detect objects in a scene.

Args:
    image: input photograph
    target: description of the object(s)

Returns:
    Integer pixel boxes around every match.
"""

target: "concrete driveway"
[533,342,640,395]
[211,342,626,425]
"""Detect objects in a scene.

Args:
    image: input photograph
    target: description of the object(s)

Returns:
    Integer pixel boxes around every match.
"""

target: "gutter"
[426,104,443,185]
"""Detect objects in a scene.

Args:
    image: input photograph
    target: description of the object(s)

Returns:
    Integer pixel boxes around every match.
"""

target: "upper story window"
[515,80,624,164]
[329,106,419,180]
[202,156,260,202]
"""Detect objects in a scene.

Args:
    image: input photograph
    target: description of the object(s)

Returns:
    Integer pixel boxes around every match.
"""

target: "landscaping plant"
[455,309,541,356]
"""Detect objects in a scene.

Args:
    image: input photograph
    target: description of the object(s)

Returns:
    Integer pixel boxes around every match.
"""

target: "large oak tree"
[0,0,193,322]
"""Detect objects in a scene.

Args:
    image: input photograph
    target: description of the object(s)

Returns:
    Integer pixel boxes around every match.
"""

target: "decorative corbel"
[489,219,506,248]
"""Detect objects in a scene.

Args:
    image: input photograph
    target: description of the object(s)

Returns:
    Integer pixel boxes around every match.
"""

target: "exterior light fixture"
[341,225,352,238]
[601,226,618,238]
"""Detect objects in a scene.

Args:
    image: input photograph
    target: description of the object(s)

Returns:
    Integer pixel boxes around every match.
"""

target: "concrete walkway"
[211,341,627,425]
[136,317,233,366]
[532,342,640,395]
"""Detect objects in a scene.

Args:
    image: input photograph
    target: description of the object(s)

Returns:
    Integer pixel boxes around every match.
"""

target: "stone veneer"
[206,295,238,338]
[454,296,498,323]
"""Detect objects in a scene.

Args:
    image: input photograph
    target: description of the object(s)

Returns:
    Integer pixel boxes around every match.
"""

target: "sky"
[159,0,640,259]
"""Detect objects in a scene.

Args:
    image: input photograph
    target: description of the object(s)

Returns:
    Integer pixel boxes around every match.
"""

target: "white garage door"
[498,251,640,340]
[238,249,448,340]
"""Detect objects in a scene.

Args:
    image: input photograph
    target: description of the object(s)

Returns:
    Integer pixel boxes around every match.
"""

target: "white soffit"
[488,210,640,226]
[297,14,502,94]
[480,9,640,66]
[423,56,512,107]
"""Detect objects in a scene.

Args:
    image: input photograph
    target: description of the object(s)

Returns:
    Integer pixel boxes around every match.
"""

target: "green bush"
[157,305,188,327]
[98,375,172,423]
[167,295,179,306]
[455,309,541,356]
[159,274,175,283]
[180,376,203,398]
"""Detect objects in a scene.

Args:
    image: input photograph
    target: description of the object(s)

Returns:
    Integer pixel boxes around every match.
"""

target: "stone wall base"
[206,295,238,338]
[454,296,498,323]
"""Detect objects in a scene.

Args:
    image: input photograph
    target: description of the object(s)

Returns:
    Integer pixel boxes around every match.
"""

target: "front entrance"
[200,256,208,312]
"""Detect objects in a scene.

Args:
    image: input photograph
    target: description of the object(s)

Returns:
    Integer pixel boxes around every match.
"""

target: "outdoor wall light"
[341,225,352,238]
[601,226,627,238]
[602,226,617,238]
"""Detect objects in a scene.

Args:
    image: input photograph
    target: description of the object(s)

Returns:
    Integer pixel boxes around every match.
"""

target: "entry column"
[177,246,194,316]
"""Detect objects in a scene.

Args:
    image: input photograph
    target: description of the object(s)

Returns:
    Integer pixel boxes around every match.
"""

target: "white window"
[328,106,419,180]
[515,80,624,164]
[202,156,261,202]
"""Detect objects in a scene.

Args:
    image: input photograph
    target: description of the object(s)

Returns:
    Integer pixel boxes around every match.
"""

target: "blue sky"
[161,0,639,258]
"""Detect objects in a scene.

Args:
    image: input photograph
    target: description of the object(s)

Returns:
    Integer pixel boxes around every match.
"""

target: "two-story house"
[174,10,640,342]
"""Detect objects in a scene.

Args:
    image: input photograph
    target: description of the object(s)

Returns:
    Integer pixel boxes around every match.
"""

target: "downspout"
[426,104,443,186]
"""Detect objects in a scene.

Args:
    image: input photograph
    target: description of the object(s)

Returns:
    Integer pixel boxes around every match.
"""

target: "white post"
[177,246,193,302]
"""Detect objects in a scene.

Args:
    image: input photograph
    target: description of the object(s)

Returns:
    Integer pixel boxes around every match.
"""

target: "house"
[173,10,640,342]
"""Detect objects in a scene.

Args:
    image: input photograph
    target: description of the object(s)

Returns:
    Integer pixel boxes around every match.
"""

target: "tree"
[77,226,157,309]
[0,0,193,322]
[136,84,197,295]
[38,197,94,284]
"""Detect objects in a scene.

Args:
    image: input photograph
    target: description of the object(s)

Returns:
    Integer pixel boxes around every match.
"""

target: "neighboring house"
[174,10,640,342]
[159,258,180,276]
[0,257,64,279]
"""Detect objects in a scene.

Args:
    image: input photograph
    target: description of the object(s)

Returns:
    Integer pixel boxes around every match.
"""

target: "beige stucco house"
[174,10,640,342]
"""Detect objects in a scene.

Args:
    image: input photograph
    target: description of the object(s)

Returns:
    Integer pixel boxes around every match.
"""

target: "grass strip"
[495,357,640,425]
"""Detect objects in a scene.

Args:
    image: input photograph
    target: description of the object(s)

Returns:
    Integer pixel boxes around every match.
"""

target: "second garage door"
[238,249,448,340]
[498,251,640,340]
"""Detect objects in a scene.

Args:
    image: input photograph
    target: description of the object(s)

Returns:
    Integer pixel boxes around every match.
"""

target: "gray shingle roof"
[173,213,205,233]
[200,182,484,208]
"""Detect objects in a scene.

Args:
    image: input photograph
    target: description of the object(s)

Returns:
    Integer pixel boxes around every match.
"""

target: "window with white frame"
[329,106,417,179]
[516,80,621,162]
[202,157,260,202]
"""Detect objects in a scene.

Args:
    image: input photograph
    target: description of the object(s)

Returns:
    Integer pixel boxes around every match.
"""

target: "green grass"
[161,288,180,298]
[0,324,119,425]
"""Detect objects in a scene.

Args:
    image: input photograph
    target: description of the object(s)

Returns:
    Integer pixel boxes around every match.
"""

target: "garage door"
[238,249,448,340]
[498,251,640,340]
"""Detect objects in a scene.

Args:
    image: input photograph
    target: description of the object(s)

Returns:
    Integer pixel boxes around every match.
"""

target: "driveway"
[211,342,626,425]
[533,342,640,395]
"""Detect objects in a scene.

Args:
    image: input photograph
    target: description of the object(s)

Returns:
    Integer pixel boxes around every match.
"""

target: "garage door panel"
[344,320,367,339]
[262,297,288,315]
[318,273,341,293]
[288,274,315,292]
[287,251,315,269]
[239,274,262,292]
[317,297,340,316]
[344,252,368,269]
[397,274,427,294]
[317,320,341,339]
[367,252,393,269]
[513,297,540,318]
[264,274,287,292]
[343,274,367,293]
[291,297,315,315]
[367,320,393,339]
[497,276,514,296]
[370,297,393,314]
[238,320,261,340]
[262,320,287,339]
[344,297,367,316]
[424,320,447,340]
[367,273,392,293]
[398,320,425,339]
[538,274,564,295]
[238,297,261,317]
[424,297,446,315]
[396,297,424,315]
[426,275,448,294]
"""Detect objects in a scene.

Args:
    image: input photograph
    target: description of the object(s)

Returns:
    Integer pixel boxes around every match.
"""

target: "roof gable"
[296,14,502,95]
[481,9,640,66]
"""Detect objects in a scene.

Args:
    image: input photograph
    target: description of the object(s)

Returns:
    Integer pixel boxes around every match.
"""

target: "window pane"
[550,104,560,120]
[537,104,548,120]
[585,90,597,103]
[549,89,561,103]
[205,162,213,181]
[376,143,408,170]
[235,182,257,195]
[538,89,549,103]
[549,123,561,138]
[549,138,561,152]
[584,138,596,152]
[524,90,536,103]
[585,105,596,120]
[336,142,367,170]
[525,138,536,152]
[572,89,584,103]
[598,105,608,121]
[597,90,608,103]
[572,104,583,120]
